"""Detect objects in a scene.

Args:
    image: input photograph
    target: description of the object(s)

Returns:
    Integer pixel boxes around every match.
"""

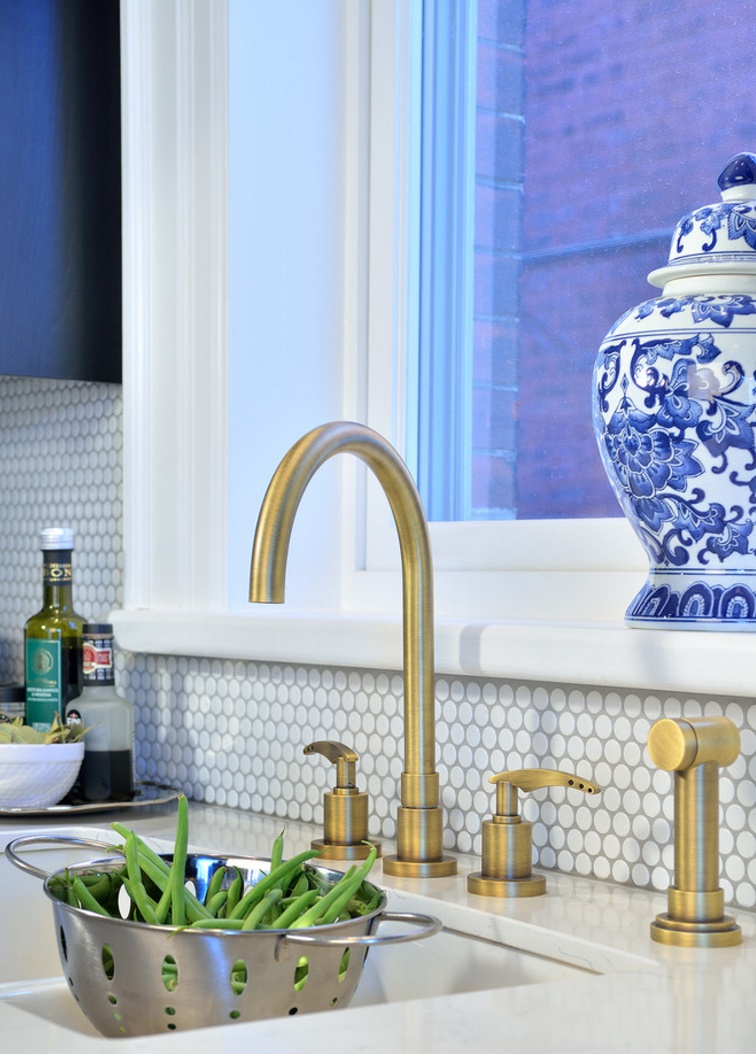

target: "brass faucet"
[647,715,741,948]
[249,421,457,878]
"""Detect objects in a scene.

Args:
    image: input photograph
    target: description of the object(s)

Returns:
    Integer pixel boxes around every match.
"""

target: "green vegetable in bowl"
[0,714,88,744]
[49,794,381,935]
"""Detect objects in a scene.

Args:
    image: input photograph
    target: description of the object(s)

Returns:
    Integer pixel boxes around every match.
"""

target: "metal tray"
[0,782,181,817]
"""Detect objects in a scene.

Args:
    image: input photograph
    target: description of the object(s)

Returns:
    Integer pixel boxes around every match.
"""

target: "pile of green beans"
[48,794,381,932]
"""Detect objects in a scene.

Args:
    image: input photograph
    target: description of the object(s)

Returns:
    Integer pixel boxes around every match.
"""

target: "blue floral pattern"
[594,294,756,622]
[676,202,756,255]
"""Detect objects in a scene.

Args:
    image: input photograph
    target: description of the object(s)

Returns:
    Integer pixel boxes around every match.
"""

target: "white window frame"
[112,0,755,699]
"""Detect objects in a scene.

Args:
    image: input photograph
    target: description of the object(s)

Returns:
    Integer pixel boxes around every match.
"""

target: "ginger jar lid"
[648,152,756,288]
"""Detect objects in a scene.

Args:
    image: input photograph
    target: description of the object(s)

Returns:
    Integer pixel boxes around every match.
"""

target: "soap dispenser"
[303,740,382,860]
[467,768,600,897]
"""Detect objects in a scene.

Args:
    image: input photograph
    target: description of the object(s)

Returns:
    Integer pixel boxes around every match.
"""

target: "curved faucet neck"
[249,421,436,783]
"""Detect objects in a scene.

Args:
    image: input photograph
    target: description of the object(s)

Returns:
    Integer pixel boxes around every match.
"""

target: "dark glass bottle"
[25,527,85,732]
[66,623,134,803]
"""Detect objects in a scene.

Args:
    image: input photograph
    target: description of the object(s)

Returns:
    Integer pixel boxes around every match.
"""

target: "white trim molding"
[120,0,229,612]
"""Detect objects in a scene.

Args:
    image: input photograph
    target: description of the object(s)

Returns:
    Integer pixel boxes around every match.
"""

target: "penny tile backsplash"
[1,376,754,909]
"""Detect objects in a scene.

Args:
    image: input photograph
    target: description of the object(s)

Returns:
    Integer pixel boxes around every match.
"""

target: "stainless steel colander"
[6,835,440,1038]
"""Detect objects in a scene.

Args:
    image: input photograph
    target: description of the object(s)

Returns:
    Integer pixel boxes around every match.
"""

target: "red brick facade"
[473,0,756,519]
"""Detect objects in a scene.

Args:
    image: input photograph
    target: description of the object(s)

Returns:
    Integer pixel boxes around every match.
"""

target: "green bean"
[231,961,247,995]
[121,875,159,924]
[154,882,173,925]
[110,820,212,922]
[319,847,378,925]
[111,821,170,876]
[287,870,309,899]
[288,866,357,929]
[240,887,283,931]
[135,851,211,922]
[204,865,227,907]
[124,832,160,924]
[294,959,308,992]
[293,845,378,929]
[269,888,320,929]
[188,917,246,930]
[205,889,228,916]
[79,871,112,895]
[73,876,112,916]
[225,868,243,916]
[270,828,285,872]
[170,794,189,926]
[227,849,322,921]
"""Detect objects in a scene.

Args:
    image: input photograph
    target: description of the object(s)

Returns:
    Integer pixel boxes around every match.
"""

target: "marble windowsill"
[111,606,756,698]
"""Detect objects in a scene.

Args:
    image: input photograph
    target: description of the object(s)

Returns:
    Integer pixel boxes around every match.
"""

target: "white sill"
[111,604,756,699]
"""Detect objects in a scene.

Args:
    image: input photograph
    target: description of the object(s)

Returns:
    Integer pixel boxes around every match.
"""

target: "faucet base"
[382,853,457,878]
[650,912,742,948]
[383,803,458,877]
[467,871,547,898]
[310,837,382,861]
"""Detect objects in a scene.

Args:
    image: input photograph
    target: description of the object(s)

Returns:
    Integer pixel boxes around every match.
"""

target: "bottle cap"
[0,683,24,721]
[40,527,74,550]
[83,623,114,637]
[0,683,24,703]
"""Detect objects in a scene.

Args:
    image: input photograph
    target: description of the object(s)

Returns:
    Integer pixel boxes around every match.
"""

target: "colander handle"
[5,834,124,880]
[279,910,442,949]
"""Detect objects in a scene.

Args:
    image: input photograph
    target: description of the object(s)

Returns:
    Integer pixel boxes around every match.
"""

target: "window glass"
[419,0,756,522]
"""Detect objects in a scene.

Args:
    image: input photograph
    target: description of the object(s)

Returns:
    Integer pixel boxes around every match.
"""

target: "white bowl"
[0,742,84,809]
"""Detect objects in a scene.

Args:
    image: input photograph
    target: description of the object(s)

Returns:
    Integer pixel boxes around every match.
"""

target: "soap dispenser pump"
[467,768,600,897]
[303,740,382,860]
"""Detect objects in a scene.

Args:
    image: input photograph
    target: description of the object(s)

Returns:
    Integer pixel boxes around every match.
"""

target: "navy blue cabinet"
[0,0,121,383]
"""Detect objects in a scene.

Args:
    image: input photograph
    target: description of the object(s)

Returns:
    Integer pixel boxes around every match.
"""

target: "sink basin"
[351,924,589,1008]
[0,826,618,1037]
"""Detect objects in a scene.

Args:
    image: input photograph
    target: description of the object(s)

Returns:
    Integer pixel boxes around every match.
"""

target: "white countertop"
[0,799,754,1053]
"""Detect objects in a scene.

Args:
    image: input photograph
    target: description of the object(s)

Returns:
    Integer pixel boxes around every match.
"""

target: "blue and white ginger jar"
[593,152,756,629]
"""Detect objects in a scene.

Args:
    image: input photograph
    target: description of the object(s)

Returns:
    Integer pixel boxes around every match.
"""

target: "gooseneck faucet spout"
[249,421,457,877]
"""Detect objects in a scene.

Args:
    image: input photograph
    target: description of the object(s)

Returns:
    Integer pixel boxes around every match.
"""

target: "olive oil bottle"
[24,527,85,732]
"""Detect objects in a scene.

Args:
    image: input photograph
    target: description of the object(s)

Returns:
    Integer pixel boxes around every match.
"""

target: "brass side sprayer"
[249,422,456,878]
[647,715,741,948]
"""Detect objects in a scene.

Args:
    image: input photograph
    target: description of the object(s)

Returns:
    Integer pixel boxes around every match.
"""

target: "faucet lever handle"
[490,768,600,816]
[304,740,358,788]
[468,767,600,899]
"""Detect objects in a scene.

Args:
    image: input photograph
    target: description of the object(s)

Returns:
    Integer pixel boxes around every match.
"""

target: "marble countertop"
[0,798,753,1053]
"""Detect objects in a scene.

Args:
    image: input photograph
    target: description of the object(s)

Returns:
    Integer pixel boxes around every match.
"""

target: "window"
[116,0,755,699]
[415,0,756,523]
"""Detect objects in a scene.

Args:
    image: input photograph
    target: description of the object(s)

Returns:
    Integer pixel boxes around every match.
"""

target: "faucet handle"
[304,740,359,788]
[490,768,600,817]
[303,740,381,861]
[467,767,601,898]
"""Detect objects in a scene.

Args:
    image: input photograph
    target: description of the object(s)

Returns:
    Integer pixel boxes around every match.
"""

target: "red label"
[82,642,113,676]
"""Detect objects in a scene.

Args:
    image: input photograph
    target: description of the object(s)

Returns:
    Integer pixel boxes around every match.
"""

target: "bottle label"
[43,561,73,585]
[25,638,63,731]
[83,640,114,678]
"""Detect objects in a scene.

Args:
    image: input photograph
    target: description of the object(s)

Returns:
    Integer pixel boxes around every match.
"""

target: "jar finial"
[717,152,756,193]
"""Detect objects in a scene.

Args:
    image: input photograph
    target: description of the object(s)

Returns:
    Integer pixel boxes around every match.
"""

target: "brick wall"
[473,0,756,519]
